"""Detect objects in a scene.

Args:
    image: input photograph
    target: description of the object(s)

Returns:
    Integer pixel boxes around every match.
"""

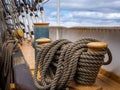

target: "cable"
[34,38,112,90]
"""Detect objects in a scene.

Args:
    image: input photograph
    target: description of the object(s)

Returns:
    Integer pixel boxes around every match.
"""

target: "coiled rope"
[34,38,112,90]
[0,40,18,90]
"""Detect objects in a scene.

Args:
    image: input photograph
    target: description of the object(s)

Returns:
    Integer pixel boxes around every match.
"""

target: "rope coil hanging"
[34,38,112,90]
[0,39,18,90]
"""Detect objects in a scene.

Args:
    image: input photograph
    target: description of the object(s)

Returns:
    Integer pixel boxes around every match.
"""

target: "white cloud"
[70,11,120,19]
[106,13,120,19]
[44,0,120,26]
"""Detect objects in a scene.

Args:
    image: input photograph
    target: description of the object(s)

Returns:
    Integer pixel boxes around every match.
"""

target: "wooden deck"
[19,41,120,90]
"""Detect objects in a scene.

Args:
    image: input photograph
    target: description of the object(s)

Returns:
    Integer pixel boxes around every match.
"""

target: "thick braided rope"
[34,38,112,90]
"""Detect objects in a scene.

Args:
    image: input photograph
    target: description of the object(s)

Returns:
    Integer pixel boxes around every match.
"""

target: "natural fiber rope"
[34,38,112,90]
[0,39,18,90]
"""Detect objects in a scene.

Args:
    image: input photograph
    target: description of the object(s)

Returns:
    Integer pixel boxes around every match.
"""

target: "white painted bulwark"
[49,27,120,76]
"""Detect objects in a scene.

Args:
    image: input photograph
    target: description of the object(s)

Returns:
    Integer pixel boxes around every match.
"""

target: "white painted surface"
[49,27,120,76]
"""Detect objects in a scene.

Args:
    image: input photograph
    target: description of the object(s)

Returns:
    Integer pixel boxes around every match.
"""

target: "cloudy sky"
[43,0,120,27]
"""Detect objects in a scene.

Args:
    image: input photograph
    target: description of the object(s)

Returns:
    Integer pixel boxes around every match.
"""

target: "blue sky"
[43,0,120,27]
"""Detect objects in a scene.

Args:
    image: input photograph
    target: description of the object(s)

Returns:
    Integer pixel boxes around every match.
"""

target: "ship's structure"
[0,0,120,90]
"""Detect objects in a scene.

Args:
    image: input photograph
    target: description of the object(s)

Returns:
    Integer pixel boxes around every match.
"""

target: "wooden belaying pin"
[87,42,108,52]
[36,38,52,46]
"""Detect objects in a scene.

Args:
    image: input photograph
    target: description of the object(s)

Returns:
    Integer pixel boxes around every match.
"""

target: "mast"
[57,0,60,25]
[56,0,60,40]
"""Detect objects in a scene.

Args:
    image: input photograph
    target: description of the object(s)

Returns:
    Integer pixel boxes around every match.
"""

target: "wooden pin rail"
[18,40,120,90]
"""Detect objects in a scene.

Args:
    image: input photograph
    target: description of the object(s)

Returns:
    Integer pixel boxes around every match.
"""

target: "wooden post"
[35,38,52,54]
[68,42,108,90]
[33,23,50,47]
[34,23,49,59]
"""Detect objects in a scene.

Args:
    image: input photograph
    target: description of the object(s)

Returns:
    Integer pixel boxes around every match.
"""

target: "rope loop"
[103,48,112,65]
